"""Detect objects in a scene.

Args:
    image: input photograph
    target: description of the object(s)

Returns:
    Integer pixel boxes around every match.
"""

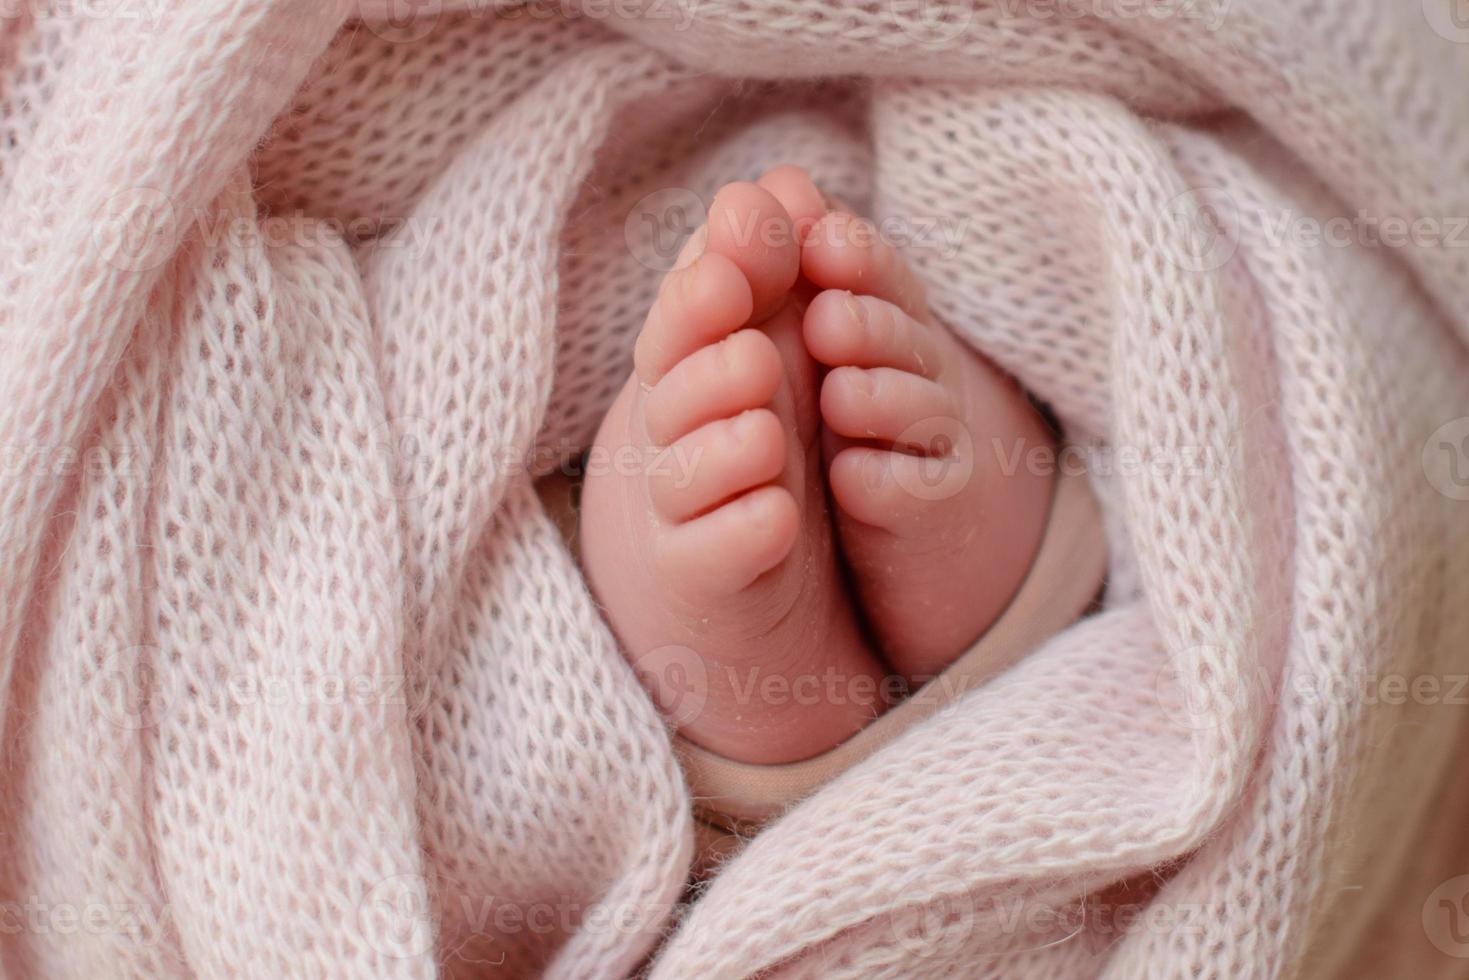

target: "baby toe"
[648,409,787,523]
[803,289,942,377]
[705,181,801,320]
[654,484,800,596]
[643,328,784,446]
[757,164,827,248]
[827,445,974,532]
[802,211,928,319]
[634,252,755,387]
[819,365,956,447]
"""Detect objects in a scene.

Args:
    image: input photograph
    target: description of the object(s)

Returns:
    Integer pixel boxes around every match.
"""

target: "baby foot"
[579,175,887,765]
[798,184,1058,682]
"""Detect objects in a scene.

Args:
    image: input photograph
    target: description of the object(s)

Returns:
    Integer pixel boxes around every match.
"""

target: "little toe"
[820,366,956,447]
[634,252,755,387]
[705,181,801,320]
[828,445,974,532]
[803,289,942,377]
[655,484,800,595]
[643,328,784,446]
[802,211,928,319]
[649,409,787,522]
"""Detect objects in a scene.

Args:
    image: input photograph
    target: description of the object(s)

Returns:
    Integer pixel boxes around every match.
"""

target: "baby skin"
[580,166,1055,764]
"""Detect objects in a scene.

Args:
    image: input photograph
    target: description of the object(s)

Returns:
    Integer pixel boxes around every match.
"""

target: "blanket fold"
[1,1,1467,977]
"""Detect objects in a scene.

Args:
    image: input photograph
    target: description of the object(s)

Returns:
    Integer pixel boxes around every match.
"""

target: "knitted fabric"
[2,1,1468,977]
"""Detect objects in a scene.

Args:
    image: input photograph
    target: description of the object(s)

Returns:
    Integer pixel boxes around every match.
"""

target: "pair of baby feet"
[580,166,1055,764]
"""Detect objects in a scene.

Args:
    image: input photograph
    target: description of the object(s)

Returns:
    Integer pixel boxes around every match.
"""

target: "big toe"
[705,180,801,321]
[803,210,929,320]
[757,164,828,248]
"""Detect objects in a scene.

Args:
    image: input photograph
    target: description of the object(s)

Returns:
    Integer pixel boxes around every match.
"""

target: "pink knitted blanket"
[4,1,1469,977]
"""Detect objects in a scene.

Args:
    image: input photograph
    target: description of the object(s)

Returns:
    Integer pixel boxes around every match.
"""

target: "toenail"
[843,292,868,327]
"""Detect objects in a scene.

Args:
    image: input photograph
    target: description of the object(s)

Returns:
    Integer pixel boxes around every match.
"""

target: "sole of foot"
[580,172,888,765]
[797,175,1058,682]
